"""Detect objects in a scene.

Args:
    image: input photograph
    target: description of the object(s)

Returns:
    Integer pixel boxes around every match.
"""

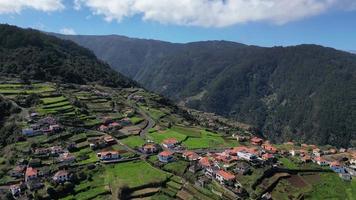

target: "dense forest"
[58,35,356,147]
[0,24,135,88]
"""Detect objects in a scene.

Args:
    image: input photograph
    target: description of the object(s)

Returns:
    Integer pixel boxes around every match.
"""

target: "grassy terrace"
[119,136,145,149]
[104,160,169,188]
[0,83,56,95]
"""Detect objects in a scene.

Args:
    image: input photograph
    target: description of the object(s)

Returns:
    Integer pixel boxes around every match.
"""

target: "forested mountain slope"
[56,35,356,147]
[0,24,134,87]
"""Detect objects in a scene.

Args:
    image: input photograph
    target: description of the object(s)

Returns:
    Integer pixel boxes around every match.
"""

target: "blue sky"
[0,0,355,51]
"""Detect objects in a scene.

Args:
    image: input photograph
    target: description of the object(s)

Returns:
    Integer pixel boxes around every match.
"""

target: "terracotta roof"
[217,170,235,180]
[143,144,156,149]
[199,157,212,167]
[251,137,263,143]
[262,153,274,159]
[314,157,326,162]
[109,122,120,127]
[330,161,341,167]
[26,167,38,177]
[162,138,178,145]
[159,151,173,157]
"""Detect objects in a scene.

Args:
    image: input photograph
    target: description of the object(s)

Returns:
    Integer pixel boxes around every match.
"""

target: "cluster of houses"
[98,117,132,132]
[88,135,117,150]
[8,145,76,198]
[22,114,63,137]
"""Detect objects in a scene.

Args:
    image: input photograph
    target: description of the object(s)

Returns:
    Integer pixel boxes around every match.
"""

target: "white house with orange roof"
[215,170,236,186]
[97,151,120,161]
[162,138,178,149]
[313,157,329,166]
[53,170,70,183]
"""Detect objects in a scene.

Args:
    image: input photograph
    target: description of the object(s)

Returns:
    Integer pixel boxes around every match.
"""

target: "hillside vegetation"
[58,35,356,147]
[0,24,134,87]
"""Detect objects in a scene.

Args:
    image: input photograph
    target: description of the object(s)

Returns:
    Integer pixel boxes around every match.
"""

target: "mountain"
[0,24,135,87]
[55,34,356,147]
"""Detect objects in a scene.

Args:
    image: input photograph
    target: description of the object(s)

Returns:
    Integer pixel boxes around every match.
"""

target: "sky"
[0,0,355,51]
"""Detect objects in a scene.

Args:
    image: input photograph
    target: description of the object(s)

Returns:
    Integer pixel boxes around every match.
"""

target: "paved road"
[127,92,156,139]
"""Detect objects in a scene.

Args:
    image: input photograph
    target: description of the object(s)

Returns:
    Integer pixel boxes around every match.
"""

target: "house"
[346,166,356,176]
[289,150,299,157]
[237,151,257,161]
[262,144,278,154]
[53,170,70,183]
[262,153,274,161]
[349,158,356,165]
[182,151,200,161]
[25,167,38,182]
[158,151,174,163]
[188,161,201,173]
[34,148,50,156]
[339,148,347,153]
[119,118,132,126]
[199,157,215,176]
[99,125,108,132]
[339,173,352,181]
[142,143,158,154]
[330,161,346,173]
[38,116,57,125]
[216,170,235,186]
[313,157,329,166]
[103,136,117,145]
[162,138,178,149]
[58,152,76,164]
[50,146,64,155]
[49,124,62,133]
[312,148,322,157]
[30,112,39,119]
[301,155,311,163]
[251,137,263,146]
[9,184,21,197]
[9,165,26,178]
[195,176,210,188]
[97,151,121,161]
[234,162,250,175]
[22,128,39,136]
[108,122,121,129]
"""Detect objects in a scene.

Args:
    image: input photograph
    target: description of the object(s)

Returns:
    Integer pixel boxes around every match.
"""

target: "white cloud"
[0,0,64,14]
[60,27,76,35]
[75,0,356,27]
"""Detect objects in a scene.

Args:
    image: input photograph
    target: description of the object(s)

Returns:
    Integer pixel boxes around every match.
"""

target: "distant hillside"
[0,24,135,87]
[55,34,356,147]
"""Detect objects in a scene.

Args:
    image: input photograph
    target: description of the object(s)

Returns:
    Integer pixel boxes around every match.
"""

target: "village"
[0,80,356,200]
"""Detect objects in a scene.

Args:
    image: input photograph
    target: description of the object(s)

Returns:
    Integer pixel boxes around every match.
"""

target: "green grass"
[119,136,145,148]
[148,129,187,143]
[140,106,166,120]
[0,83,56,95]
[163,160,189,176]
[104,161,169,188]
[279,157,299,169]
[41,96,67,105]
[170,126,201,137]
[304,173,356,200]
[130,116,144,124]
[182,130,238,149]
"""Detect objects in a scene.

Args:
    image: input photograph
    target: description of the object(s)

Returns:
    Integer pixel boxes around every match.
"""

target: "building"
[53,170,70,183]
[313,157,329,166]
[97,151,120,161]
[312,148,322,157]
[50,146,64,155]
[162,138,178,149]
[289,150,299,157]
[103,136,117,145]
[349,158,356,165]
[9,165,26,178]
[58,152,76,164]
[99,125,108,132]
[237,151,257,161]
[339,173,352,181]
[158,151,174,163]
[25,167,38,182]
[330,161,346,173]
[182,151,200,161]
[262,153,274,161]
[301,155,311,163]
[215,170,235,186]
[262,144,278,154]
[9,184,21,197]
[142,143,158,154]
[234,162,251,175]
[251,137,263,146]
[22,128,41,136]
